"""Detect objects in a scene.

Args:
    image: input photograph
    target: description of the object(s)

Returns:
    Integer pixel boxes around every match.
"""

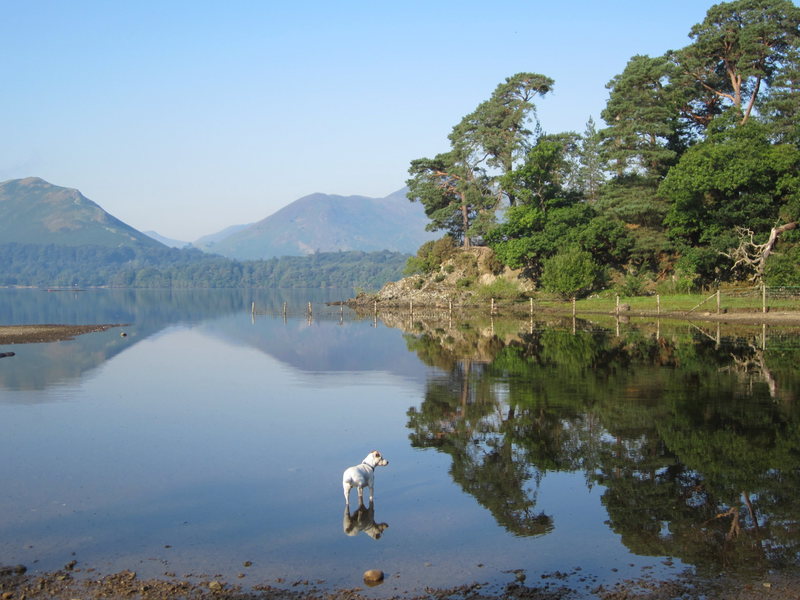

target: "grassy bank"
[537,290,800,314]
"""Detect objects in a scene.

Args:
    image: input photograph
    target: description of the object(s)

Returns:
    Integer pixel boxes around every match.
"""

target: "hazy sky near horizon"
[3,1,722,241]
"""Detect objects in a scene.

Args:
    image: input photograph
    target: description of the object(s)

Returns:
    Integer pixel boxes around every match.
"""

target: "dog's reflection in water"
[343,501,389,540]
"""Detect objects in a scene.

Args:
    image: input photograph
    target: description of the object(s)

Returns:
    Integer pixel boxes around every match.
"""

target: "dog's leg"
[343,482,351,505]
[357,486,364,504]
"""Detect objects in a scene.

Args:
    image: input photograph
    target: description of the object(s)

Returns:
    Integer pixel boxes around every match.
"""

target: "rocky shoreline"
[343,247,800,325]
[2,563,800,600]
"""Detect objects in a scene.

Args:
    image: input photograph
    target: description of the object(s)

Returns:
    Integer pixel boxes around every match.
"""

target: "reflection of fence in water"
[250,300,349,320]
[248,298,800,362]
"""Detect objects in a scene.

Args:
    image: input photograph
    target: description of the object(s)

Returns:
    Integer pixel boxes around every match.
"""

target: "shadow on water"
[395,312,800,578]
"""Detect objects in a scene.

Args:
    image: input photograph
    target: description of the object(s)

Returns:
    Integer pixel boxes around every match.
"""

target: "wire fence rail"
[688,285,800,314]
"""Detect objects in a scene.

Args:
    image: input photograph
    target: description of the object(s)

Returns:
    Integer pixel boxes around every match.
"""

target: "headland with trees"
[397,0,800,305]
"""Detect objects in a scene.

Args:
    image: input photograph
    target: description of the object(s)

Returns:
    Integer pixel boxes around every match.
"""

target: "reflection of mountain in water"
[0,289,259,392]
[0,289,430,393]
[201,314,428,381]
[398,314,800,576]
[0,328,128,393]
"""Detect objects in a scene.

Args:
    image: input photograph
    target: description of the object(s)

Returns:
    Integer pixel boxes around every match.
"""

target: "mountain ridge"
[0,177,164,249]
[0,178,435,259]
[200,187,436,260]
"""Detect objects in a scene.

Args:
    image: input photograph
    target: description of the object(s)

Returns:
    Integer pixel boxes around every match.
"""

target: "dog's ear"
[372,450,380,456]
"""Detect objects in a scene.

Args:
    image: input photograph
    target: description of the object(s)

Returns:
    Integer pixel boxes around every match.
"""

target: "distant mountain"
[0,177,164,248]
[144,230,190,248]
[193,223,251,252]
[203,188,437,260]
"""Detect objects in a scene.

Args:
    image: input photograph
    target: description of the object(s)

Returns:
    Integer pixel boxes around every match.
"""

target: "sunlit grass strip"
[535,292,800,313]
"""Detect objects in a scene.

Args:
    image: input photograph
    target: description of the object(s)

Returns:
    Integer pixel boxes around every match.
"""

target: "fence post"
[762,283,767,313]
[716,289,720,314]
[656,294,660,315]
[572,297,576,317]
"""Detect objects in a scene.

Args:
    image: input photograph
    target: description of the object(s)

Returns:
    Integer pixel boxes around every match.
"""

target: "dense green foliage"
[403,235,458,275]
[539,248,603,299]
[0,243,408,289]
[408,0,800,293]
[660,117,800,279]
[406,73,553,246]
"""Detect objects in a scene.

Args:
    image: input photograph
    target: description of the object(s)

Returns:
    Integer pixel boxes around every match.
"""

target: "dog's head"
[366,450,389,467]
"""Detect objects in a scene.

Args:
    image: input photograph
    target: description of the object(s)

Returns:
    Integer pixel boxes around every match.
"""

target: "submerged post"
[251,301,255,315]
[283,302,287,318]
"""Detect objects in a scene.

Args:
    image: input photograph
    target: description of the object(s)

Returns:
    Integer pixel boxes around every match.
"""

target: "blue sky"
[2,1,722,241]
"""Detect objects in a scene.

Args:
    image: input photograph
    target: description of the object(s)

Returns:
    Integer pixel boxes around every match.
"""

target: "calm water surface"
[1,289,799,596]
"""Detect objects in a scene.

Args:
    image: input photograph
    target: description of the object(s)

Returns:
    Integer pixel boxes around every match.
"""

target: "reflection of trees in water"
[404,320,800,573]
[407,358,553,537]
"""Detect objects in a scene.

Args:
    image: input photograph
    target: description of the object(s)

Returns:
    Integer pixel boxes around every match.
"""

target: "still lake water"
[1,288,799,595]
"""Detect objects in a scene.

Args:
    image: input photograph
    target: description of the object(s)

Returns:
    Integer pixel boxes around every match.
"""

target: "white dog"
[342,450,389,506]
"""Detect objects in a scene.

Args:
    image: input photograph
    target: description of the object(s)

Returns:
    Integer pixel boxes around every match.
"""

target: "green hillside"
[0,177,164,248]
